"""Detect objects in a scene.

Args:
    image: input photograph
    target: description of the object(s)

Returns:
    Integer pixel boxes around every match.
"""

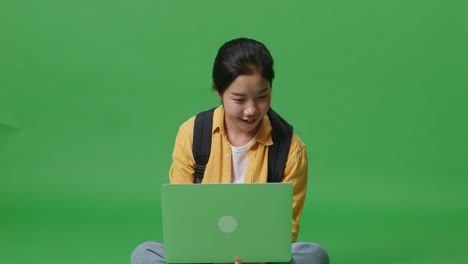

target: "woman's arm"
[169,118,196,184]
[281,133,308,242]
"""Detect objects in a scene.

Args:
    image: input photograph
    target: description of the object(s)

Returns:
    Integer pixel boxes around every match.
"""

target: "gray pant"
[131,241,329,264]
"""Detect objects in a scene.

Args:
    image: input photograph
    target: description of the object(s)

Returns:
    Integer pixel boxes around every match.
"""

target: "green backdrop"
[1,1,467,263]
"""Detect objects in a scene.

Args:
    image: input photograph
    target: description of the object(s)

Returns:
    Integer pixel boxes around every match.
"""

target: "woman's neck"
[224,120,260,147]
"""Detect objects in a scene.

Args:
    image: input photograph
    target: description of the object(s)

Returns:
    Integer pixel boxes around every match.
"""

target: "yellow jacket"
[169,105,308,242]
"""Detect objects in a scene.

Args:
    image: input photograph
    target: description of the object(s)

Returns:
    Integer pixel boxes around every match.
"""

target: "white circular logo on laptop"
[218,216,237,233]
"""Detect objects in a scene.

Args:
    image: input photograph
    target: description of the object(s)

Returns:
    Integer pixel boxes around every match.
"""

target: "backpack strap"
[192,108,215,183]
[267,108,293,182]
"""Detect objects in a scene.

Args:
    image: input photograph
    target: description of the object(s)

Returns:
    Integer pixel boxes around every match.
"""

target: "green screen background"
[1,1,467,263]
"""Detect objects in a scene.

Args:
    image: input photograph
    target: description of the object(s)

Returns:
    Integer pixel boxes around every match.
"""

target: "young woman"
[131,38,330,264]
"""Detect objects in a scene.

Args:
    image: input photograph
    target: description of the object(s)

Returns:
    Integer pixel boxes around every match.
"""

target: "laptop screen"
[161,183,293,263]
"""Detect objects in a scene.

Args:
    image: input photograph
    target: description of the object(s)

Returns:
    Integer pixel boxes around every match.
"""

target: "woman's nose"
[244,104,258,116]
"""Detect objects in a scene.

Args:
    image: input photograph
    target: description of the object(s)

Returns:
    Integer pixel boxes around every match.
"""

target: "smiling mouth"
[241,118,257,125]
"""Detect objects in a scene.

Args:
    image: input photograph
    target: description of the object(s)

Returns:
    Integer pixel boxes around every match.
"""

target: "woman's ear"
[213,84,224,101]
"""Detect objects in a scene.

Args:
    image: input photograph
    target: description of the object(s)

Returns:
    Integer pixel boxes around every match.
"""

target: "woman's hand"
[234,257,241,264]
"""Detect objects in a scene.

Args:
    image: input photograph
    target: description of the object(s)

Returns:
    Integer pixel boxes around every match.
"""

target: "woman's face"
[218,72,271,138]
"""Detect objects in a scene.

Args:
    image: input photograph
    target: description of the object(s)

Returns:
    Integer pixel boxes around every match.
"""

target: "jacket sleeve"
[281,133,308,242]
[169,118,196,184]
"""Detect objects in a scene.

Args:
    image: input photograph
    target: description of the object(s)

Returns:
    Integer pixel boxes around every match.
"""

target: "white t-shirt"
[230,137,255,183]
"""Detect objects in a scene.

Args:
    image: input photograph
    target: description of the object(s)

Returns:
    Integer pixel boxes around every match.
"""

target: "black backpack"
[192,108,293,183]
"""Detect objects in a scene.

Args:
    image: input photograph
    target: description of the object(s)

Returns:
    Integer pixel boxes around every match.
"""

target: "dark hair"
[212,38,275,95]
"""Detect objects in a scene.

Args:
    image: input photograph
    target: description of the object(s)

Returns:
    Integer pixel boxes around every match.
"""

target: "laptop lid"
[161,183,293,263]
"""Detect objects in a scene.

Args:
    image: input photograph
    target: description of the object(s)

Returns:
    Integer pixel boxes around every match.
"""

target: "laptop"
[161,183,293,263]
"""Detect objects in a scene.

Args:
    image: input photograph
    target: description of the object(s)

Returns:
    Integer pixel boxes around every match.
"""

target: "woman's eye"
[234,99,245,103]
